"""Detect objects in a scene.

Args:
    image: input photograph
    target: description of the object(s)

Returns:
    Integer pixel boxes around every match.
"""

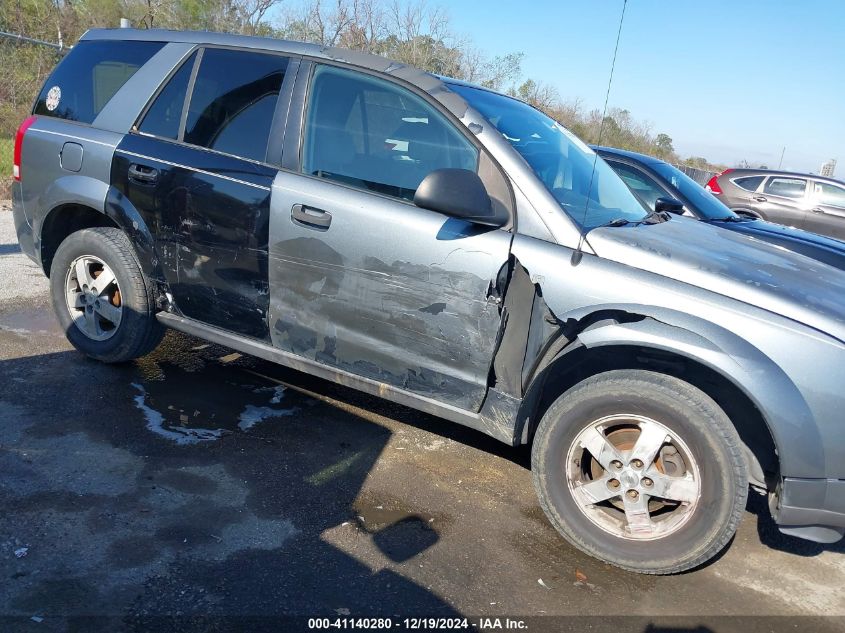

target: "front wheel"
[50,227,164,363]
[532,369,747,574]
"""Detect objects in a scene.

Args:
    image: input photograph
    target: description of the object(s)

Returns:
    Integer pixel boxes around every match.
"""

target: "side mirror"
[654,196,685,214]
[414,169,506,227]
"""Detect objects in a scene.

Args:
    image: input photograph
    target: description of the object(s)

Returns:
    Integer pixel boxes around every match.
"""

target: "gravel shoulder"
[0,201,50,304]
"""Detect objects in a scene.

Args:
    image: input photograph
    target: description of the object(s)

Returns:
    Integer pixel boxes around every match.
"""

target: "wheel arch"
[34,177,164,288]
[515,311,822,489]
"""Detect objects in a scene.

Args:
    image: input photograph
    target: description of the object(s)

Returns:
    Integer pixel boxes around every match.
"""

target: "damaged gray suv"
[12,29,845,574]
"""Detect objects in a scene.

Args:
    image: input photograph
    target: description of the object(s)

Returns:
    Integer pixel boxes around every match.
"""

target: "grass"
[0,137,12,175]
[0,138,13,199]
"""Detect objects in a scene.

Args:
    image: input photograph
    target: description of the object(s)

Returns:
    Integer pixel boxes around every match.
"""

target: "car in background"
[704,168,845,240]
[596,146,845,270]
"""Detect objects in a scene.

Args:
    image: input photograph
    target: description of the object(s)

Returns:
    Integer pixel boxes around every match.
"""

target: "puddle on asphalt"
[352,493,450,563]
[129,340,301,444]
[0,306,62,345]
[0,307,58,334]
[131,382,229,445]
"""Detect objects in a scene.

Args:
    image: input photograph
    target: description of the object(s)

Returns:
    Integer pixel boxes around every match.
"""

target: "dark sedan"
[595,146,845,270]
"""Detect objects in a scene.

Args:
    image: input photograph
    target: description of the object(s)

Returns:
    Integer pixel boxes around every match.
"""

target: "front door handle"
[128,163,159,185]
[291,204,332,229]
[811,207,825,214]
[752,195,767,202]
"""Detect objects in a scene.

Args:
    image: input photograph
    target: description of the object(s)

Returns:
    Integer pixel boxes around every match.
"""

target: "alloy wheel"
[566,414,702,540]
[64,255,123,341]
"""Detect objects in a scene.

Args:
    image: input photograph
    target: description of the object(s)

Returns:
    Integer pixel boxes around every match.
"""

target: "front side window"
[302,65,478,201]
[606,161,668,210]
[183,48,288,163]
[450,83,647,229]
[814,182,845,208]
[733,175,765,192]
[763,177,807,199]
[34,40,164,124]
[138,52,197,139]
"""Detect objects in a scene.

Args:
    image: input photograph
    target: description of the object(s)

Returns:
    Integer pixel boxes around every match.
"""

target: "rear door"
[756,175,810,227]
[268,63,514,411]
[112,47,296,341]
[807,180,845,239]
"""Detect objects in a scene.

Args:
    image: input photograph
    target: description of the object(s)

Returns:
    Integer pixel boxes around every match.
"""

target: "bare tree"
[238,0,284,35]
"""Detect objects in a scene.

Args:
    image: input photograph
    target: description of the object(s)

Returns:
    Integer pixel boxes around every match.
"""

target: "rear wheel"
[532,369,747,574]
[50,227,164,362]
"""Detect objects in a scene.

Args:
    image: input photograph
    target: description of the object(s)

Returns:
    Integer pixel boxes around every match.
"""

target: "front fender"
[571,309,821,479]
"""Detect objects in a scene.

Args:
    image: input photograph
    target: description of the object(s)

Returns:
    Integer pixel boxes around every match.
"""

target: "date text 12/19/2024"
[308,617,528,630]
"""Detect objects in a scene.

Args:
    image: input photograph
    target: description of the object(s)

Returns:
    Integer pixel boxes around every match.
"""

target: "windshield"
[650,162,736,221]
[449,84,649,229]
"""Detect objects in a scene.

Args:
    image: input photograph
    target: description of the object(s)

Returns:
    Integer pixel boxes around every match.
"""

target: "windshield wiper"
[601,217,633,228]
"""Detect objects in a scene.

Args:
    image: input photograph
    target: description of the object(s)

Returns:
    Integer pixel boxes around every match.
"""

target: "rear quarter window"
[33,40,164,124]
[732,175,764,192]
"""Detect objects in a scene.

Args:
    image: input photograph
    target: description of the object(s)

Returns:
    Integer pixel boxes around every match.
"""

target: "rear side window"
[764,177,807,199]
[34,40,164,124]
[814,182,845,208]
[302,65,478,201]
[733,175,764,192]
[183,48,288,163]
[138,52,197,139]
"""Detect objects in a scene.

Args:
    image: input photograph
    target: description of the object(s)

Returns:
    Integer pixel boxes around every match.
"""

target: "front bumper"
[771,477,845,543]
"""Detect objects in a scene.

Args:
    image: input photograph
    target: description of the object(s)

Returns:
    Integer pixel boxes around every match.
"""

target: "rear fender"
[35,177,167,294]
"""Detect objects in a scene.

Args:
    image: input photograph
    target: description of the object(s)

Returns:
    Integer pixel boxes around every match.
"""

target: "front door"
[269,64,513,411]
[112,47,292,341]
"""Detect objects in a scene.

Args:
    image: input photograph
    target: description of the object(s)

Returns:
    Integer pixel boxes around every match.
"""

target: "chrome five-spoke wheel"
[567,414,701,540]
[65,255,123,341]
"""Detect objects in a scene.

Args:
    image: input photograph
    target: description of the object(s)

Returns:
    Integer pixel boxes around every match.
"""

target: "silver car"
[707,167,845,240]
[12,28,845,574]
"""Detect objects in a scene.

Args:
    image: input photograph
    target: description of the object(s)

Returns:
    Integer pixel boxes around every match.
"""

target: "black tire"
[50,227,165,363]
[531,369,747,574]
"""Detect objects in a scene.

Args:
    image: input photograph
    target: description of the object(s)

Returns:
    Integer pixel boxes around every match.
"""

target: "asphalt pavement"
[1,206,843,632]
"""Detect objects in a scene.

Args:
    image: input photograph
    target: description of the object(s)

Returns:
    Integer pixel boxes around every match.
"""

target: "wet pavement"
[1,209,844,632]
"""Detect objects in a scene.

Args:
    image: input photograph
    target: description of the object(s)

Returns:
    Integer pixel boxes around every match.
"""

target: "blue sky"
[445,0,844,175]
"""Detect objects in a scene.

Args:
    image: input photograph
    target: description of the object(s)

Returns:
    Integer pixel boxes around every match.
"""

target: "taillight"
[705,168,733,194]
[13,115,37,181]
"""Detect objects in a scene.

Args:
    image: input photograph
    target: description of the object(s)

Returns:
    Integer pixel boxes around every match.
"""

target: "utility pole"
[778,146,786,169]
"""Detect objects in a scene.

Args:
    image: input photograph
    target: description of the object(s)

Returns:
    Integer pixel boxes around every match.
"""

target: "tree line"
[0,0,725,172]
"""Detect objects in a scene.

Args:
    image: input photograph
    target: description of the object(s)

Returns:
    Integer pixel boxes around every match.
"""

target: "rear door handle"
[752,195,767,202]
[811,207,825,214]
[128,163,159,185]
[291,204,332,229]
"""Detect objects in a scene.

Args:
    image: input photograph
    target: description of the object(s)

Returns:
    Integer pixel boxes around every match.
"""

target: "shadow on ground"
[0,331,465,630]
